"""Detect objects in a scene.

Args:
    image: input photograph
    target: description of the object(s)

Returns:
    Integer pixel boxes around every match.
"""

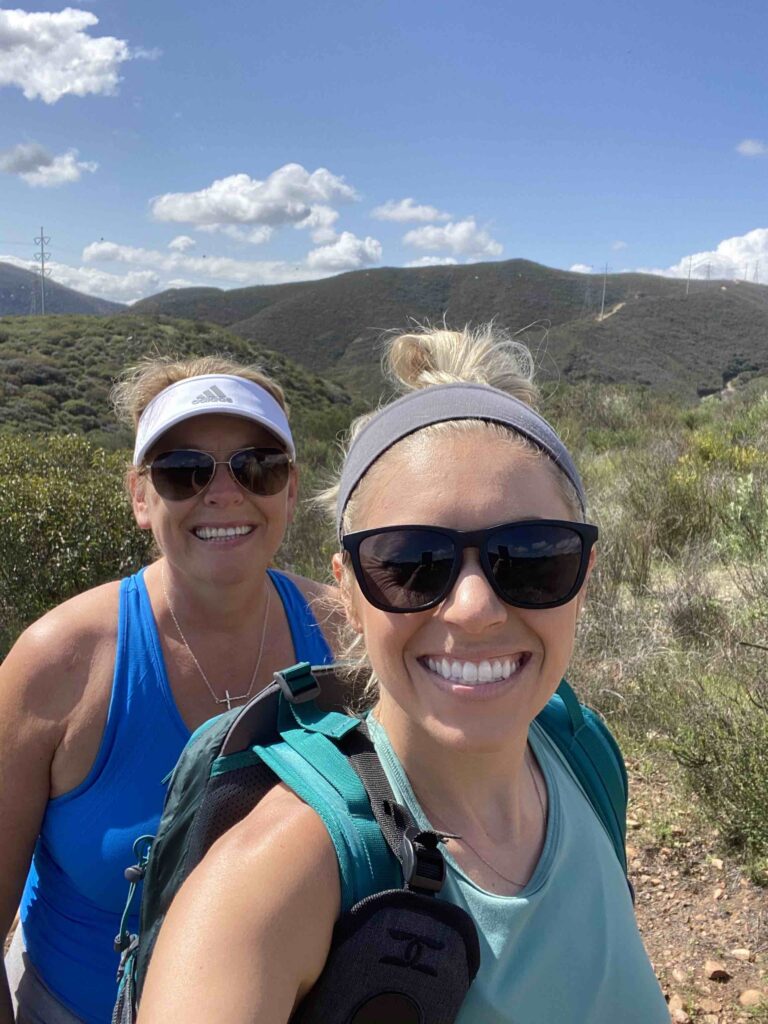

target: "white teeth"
[194,525,253,541]
[462,662,478,683]
[424,656,524,685]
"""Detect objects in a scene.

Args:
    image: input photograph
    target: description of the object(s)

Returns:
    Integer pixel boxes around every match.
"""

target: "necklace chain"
[423,748,546,889]
[161,563,271,711]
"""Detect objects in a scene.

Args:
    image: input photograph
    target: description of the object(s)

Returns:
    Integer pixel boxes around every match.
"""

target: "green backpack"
[112,662,630,1023]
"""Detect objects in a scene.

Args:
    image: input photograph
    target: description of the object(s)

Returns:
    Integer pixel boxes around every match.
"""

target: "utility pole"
[33,226,50,315]
[754,262,760,284]
[599,263,608,319]
[685,256,693,297]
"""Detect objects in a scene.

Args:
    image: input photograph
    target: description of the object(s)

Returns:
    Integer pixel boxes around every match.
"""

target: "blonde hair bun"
[386,323,538,407]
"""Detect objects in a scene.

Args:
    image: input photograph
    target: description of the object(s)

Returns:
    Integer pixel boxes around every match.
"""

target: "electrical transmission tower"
[33,227,51,315]
[599,264,609,318]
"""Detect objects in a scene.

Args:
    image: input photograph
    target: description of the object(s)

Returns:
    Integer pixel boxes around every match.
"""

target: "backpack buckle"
[400,827,446,895]
[276,662,322,704]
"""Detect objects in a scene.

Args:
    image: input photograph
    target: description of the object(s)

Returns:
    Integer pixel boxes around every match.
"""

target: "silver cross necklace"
[161,562,271,711]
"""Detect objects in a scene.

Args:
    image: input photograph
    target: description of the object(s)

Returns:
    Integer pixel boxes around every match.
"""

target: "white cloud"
[634,227,768,281]
[150,164,358,229]
[736,139,768,157]
[403,218,502,259]
[611,240,628,251]
[167,235,196,252]
[405,256,458,267]
[371,198,450,223]
[569,263,593,273]
[306,231,382,272]
[200,224,275,245]
[0,142,97,186]
[81,238,335,292]
[0,254,157,302]
[0,8,138,103]
[294,204,339,243]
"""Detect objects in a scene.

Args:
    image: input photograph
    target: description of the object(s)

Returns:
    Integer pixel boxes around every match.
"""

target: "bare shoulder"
[0,580,121,713]
[278,570,344,648]
[210,782,340,904]
[140,783,340,1022]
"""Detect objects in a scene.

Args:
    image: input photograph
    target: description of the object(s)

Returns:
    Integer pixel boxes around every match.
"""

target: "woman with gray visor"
[0,356,335,1024]
[138,328,668,1024]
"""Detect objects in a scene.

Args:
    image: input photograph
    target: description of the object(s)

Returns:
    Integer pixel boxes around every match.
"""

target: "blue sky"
[1,0,767,302]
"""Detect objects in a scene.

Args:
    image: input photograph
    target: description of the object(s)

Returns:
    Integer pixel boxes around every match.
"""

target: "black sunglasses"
[146,447,292,501]
[342,519,598,613]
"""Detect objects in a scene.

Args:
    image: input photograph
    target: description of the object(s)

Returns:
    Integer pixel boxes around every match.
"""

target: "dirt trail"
[628,760,768,1022]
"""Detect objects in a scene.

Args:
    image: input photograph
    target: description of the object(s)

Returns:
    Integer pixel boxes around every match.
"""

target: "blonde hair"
[318,322,582,708]
[111,354,287,432]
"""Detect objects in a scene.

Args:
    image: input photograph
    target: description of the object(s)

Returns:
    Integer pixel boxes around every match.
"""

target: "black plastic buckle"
[400,827,446,895]
[276,662,322,704]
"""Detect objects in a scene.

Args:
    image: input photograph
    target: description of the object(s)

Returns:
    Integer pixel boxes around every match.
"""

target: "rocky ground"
[628,755,768,1023]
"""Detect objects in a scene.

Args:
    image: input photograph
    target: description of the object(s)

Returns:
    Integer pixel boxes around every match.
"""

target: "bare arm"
[138,785,341,1024]
[0,626,65,1022]
[0,587,117,1024]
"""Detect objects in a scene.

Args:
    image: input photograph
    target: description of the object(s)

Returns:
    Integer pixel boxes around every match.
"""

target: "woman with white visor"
[0,356,335,1024]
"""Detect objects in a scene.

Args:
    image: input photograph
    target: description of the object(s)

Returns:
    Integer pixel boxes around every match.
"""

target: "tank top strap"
[119,567,189,738]
[267,569,332,665]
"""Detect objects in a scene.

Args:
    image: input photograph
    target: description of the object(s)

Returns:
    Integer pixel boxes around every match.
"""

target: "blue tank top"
[20,568,332,1024]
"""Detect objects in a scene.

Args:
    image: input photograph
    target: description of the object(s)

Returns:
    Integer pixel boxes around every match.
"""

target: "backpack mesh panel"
[185,761,278,871]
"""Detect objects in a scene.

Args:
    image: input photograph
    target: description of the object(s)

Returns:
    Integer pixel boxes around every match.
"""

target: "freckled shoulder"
[278,571,344,648]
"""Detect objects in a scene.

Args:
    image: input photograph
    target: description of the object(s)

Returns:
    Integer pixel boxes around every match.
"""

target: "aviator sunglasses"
[342,519,598,613]
[146,447,292,501]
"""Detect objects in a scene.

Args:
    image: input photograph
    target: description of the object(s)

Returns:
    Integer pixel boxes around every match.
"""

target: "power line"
[33,227,51,316]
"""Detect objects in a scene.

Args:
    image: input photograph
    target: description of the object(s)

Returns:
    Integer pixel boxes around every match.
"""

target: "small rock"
[672,968,687,984]
[671,1010,690,1024]
[698,997,721,1012]
[626,817,641,829]
[704,960,731,982]
[710,857,724,870]
[668,994,684,1012]
[730,947,751,961]
[712,887,723,900]
[738,989,764,1008]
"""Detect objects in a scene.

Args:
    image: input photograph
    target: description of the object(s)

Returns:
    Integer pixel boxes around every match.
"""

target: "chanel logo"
[380,928,445,977]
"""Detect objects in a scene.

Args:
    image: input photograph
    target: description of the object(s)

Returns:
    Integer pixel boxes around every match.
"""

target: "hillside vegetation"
[133,260,768,397]
[0,314,362,448]
[0,261,123,316]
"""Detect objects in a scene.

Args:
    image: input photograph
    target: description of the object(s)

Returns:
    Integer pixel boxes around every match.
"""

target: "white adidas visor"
[133,374,295,466]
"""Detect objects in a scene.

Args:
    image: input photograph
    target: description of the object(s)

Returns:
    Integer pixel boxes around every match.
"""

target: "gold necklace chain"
[422,748,547,889]
[161,562,271,711]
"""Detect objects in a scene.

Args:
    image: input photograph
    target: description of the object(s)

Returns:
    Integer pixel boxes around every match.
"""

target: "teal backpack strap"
[536,679,629,880]
[254,690,400,911]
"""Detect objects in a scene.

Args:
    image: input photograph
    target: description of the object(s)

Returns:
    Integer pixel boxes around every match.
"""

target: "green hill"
[0,261,124,316]
[0,314,362,447]
[132,260,768,397]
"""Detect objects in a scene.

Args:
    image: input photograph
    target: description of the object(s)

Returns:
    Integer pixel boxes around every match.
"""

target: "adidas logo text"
[192,385,234,405]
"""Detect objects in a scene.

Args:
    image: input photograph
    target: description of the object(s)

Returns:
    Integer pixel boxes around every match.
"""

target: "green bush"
[0,434,152,655]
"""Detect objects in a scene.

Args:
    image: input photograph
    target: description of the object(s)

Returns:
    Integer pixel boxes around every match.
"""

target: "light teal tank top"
[367,716,669,1024]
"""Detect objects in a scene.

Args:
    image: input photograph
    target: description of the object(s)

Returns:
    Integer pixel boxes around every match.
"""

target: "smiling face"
[131,412,297,586]
[336,428,594,753]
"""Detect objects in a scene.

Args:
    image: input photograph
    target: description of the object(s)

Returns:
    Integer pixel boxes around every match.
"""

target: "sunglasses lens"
[357,529,456,611]
[230,449,290,496]
[150,451,215,500]
[487,523,584,606]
